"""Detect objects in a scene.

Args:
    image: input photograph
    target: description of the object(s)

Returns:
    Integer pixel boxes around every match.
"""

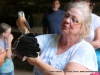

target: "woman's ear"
[2,32,5,37]
[80,26,83,34]
[80,30,83,35]
[80,26,85,35]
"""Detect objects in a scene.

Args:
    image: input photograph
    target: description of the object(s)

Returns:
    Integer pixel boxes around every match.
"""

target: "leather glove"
[15,33,40,58]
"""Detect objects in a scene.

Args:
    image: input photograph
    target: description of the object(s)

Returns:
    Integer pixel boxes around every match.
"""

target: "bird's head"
[18,11,25,18]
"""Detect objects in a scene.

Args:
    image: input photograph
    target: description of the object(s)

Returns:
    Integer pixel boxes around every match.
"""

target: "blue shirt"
[42,9,64,34]
[0,39,14,73]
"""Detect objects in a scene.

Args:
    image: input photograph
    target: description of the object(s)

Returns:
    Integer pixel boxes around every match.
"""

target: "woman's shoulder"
[78,40,95,52]
[91,13,100,23]
[91,13,100,18]
[80,40,94,47]
[71,40,98,71]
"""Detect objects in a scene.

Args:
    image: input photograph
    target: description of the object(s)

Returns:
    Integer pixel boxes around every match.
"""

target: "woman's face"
[61,7,83,35]
[3,28,11,38]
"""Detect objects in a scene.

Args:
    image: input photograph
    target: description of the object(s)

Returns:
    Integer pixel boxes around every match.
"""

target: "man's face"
[52,0,60,11]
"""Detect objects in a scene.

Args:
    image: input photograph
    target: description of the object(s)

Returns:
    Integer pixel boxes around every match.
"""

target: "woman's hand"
[6,34,13,58]
[7,34,14,44]
[27,55,41,66]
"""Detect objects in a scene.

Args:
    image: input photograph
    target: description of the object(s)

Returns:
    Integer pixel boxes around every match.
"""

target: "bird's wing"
[24,20,30,30]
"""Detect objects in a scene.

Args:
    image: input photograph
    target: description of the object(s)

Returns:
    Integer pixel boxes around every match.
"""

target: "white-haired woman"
[26,2,98,75]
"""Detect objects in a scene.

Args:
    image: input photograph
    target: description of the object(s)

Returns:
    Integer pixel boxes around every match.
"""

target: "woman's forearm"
[6,43,12,58]
[37,60,64,75]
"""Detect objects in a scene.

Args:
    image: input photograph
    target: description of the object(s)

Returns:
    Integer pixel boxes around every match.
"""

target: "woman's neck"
[61,35,79,45]
[57,35,79,55]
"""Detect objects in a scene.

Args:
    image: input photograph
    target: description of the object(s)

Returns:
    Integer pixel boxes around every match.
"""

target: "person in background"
[42,0,65,34]
[75,0,100,49]
[75,0,100,72]
[0,46,6,67]
[27,2,98,75]
[0,23,14,75]
[89,2,95,11]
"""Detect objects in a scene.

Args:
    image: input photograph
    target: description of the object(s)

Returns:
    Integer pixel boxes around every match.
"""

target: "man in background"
[42,0,64,34]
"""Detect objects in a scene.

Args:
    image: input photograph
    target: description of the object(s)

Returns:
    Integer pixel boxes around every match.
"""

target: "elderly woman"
[21,2,98,75]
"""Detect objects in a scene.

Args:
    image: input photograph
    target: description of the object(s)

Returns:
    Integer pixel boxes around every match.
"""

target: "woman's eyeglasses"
[63,14,81,25]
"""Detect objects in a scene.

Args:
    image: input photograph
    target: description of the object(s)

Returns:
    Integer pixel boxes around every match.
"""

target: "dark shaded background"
[0,0,100,27]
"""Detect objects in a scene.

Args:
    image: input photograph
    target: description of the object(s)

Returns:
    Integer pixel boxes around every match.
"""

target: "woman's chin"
[62,29,70,34]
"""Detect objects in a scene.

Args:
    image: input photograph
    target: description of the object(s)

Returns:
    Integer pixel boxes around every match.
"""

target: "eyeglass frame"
[62,13,82,25]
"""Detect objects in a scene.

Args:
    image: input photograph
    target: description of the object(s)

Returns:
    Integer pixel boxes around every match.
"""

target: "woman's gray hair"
[64,1,91,41]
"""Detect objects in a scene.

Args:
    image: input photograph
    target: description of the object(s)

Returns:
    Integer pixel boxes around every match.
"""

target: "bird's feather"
[24,20,30,30]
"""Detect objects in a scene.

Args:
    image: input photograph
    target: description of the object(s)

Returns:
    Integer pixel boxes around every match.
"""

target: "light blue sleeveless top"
[0,39,14,73]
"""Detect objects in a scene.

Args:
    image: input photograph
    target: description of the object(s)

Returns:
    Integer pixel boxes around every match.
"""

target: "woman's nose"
[64,17,71,23]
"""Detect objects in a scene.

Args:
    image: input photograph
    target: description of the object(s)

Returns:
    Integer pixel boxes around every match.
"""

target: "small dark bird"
[16,11,30,34]
[15,11,31,61]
